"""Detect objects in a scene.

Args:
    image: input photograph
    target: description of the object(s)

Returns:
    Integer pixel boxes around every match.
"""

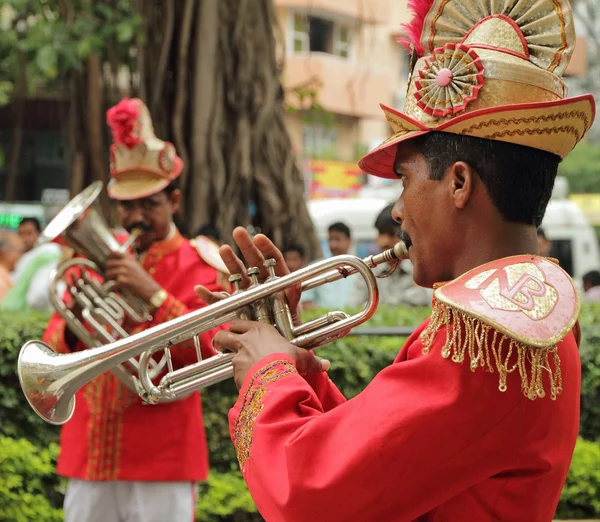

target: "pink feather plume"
[106,98,142,149]
[397,0,435,56]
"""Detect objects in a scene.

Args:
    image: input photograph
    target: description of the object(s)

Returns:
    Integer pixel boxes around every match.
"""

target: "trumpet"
[18,242,408,425]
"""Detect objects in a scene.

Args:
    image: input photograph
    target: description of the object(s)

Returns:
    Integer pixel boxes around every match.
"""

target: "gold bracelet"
[149,288,168,310]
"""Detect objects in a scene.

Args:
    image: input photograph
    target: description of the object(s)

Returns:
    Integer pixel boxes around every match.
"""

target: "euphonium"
[40,181,168,395]
[18,242,408,425]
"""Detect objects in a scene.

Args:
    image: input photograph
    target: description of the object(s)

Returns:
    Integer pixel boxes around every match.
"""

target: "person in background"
[302,222,353,309]
[348,204,432,308]
[282,243,306,273]
[582,270,600,302]
[0,231,24,302]
[3,217,63,311]
[537,227,552,257]
[42,97,229,522]
[17,217,42,252]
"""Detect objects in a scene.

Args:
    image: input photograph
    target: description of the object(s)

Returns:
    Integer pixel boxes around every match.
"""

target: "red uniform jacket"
[43,230,227,481]
[228,256,581,522]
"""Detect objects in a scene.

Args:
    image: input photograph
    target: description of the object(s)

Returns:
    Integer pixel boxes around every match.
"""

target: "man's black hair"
[413,133,560,227]
[328,222,351,238]
[374,204,398,236]
[583,270,600,288]
[196,224,221,242]
[163,179,180,196]
[19,217,41,232]
[283,243,305,258]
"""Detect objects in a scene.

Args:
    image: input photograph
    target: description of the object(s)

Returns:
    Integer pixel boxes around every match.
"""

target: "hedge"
[1,304,600,520]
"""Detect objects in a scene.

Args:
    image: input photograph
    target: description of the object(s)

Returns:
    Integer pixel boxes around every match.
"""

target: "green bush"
[556,438,600,518]
[0,311,60,446]
[1,304,600,520]
[196,471,261,522]
[577,304,600,442]
[0,436,64,522]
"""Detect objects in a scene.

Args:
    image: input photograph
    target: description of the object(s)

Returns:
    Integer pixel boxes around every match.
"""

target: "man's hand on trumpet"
[194,226,329,390]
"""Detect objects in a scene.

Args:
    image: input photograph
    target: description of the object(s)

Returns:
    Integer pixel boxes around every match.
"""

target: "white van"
[541,178,600,286]
[307,177,600,286]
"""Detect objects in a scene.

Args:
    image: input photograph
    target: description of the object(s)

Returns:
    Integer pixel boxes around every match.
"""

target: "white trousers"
[63,479,197,522]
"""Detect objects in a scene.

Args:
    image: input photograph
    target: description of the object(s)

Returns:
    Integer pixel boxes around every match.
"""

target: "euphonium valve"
[18,242,409,424]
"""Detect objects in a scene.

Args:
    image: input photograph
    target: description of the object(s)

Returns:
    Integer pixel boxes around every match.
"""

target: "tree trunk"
[86,55,109,213]
[65,0,321,259]
[5,50,26,201]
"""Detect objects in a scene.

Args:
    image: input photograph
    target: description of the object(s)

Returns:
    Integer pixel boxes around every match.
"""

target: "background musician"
[42,98,228,522]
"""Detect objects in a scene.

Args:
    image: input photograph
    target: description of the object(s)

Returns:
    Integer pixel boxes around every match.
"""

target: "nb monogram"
[465,263,557,320]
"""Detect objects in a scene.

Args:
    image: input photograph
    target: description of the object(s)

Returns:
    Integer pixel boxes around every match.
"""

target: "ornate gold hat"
[359,0,596,178]
[106,98,183,200]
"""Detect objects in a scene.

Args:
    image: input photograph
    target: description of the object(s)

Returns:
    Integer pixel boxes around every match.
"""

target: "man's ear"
[170,189,181,214]
[448,161,475,209]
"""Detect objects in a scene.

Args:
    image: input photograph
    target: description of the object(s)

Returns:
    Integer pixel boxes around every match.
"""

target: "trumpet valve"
[229,273,251,321]
[263,258,277,280]
[247,267,271,324]
[229,273,243,293]
[247,267,260,286]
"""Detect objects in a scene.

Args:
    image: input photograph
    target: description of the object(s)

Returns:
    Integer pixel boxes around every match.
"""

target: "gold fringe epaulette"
[420,256,579,401]
[420,298,563,400]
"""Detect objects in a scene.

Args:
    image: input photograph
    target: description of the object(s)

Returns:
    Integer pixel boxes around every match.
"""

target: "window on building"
[309,17,333,53]
[291,13,352,59]
[292,13,309,52]
[303,122,338,159]
[333,25,350,58]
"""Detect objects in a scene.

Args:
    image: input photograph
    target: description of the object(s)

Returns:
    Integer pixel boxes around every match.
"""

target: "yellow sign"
[309,159,365,199]
[569,194,600,225]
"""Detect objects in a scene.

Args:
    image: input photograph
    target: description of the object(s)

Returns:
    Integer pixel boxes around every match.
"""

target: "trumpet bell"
[18,341,76,425]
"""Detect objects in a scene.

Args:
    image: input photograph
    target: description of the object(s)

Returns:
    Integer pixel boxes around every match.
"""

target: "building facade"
[274,0,589,199]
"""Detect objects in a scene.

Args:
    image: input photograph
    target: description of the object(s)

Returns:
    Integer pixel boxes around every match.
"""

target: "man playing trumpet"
[43,98,228,522]
[196,0,595,519]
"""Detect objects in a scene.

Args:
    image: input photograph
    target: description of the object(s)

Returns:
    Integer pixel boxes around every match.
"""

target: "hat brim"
[359,94,596,179]
[107,158,183,201]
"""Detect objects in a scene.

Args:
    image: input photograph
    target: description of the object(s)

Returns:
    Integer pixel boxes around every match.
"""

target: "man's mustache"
[396,228,412,248]
[126,222,152,234]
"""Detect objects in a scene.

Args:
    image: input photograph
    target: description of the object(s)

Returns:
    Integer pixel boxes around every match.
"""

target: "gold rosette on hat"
[414,43,484,117]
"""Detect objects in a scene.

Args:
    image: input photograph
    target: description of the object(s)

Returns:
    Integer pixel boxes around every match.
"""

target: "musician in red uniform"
[43,98,228,522]
[196,0,596,520]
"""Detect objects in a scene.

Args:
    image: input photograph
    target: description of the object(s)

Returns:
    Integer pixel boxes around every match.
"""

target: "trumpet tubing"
[18,243,408,425]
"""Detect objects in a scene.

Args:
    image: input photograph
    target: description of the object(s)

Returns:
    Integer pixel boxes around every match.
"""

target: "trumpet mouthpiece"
[393,241,409,261]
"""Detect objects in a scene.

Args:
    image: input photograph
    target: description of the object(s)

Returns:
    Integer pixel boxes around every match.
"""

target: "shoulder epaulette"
[190,235,229,275]
[420,255,579,400]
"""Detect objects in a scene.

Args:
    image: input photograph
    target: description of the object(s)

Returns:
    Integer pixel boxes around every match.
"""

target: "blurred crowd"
[4,210,600,313]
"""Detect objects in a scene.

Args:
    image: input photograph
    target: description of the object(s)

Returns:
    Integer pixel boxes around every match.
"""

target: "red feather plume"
[397,0,435,56]
[106,98,142,149]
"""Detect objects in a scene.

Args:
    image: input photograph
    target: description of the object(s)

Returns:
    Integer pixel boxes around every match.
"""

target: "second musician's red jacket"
[43,229,227,481]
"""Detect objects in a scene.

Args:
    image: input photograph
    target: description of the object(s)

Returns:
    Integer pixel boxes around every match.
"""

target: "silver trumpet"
[40,181,168,396]
[18,242,408,425]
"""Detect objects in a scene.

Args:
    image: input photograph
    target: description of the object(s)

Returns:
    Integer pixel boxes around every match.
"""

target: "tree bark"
[5,50,26,201]
[62,0,321,259]
[86,55,109,213]
[172,0,197,218]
